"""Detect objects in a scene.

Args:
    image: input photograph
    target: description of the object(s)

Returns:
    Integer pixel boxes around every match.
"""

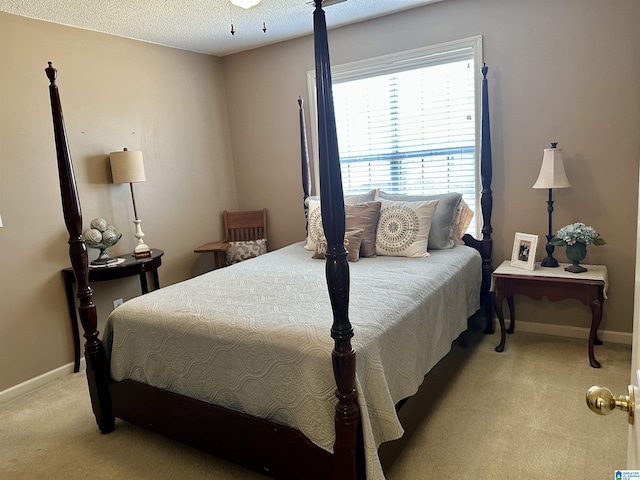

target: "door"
[588,168,640,468]
[627,180,640,468]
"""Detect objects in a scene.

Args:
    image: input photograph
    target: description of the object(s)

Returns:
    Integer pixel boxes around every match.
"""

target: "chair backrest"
[223,209,267,243]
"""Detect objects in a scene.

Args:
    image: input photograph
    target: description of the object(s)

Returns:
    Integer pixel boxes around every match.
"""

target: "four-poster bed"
[46,1,494,479]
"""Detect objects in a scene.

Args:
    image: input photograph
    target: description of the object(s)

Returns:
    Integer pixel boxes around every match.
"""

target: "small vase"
[565,242,588,273]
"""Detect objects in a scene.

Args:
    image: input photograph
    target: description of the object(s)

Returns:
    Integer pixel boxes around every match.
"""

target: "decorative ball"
[106,224,116,233]
[91,217,108,232]
[102,230,117,243]
[84,228,103,243]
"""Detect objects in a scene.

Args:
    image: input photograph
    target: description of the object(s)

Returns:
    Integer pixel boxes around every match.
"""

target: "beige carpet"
[0,331,631,479]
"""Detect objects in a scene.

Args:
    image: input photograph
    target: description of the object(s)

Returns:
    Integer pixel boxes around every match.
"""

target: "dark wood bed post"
[45,62,115,433]
[463,63,494,333]
[299,96,312,229]
[313,2,360,479]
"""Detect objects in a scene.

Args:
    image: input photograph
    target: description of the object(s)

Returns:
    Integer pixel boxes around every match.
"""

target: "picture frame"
[510,232,539,270]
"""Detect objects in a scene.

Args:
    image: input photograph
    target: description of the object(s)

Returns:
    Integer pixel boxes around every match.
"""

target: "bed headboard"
[299,27,495,333]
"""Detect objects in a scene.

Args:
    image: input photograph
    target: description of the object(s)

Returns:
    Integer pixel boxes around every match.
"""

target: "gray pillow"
[354,189,377,203]
[376,191,463,249]
[304,188,377,207]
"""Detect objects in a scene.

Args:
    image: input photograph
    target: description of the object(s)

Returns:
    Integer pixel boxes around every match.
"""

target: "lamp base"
[132,219,151,258]
[540,238,559,268]
[133,243,151,259]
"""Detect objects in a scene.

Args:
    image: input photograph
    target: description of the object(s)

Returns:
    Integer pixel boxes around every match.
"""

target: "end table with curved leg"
[492,260,607,368]
[62,249,164,372]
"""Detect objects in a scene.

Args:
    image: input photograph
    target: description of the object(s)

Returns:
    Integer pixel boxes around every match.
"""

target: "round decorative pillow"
[376,205,419,253]
[375,199,439,257]
[305,200,324,250]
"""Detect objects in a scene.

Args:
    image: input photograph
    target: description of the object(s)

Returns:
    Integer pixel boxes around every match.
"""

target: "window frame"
[306,35,484,236]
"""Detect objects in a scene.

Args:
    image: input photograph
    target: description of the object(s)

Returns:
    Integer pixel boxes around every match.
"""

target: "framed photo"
[511,232,538,270]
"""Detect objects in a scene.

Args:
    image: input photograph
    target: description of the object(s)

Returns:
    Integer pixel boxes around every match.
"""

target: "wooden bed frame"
[46,1,493,478]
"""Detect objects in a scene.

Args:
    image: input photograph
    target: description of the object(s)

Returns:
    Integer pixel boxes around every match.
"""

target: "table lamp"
[532,142,571,267]
[109,148,151,258]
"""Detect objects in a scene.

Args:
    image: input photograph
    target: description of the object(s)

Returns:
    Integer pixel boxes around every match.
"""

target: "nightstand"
[62,248,164,372]
[492,260,608,368]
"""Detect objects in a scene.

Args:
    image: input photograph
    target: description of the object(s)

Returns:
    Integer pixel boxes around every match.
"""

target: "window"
[307,36,483,234]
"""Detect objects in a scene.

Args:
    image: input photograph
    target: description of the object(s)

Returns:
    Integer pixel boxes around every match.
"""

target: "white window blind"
[308,36,482,235]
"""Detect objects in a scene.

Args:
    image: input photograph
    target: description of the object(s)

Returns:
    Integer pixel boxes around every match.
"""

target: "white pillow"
[226,239,267,265]
[305,199,323,251]
[452,198,474,245]
[375,199,439,257]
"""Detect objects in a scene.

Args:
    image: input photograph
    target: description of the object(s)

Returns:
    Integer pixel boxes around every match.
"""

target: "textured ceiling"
[0,0,442,57]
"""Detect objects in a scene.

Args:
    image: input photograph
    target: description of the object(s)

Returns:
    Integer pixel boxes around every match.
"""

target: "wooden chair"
[194,209,267,269]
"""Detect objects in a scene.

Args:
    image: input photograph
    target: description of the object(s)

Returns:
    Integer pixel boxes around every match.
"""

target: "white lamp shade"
[230,0,261,8]
[110,149,146,184]
[532,146,571,189]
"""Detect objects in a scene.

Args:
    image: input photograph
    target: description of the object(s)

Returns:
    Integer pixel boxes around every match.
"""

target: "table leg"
[483,292,494,334]
[493,292,507,352]
[506,296,515,334]
[214,251,225,269]
[588,298,603,368]
[139,272,149,294]
[62,273,81,373]
[152,270,160,290]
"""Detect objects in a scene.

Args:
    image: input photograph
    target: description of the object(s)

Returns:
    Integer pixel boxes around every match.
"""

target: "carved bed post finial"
[312,2,359,479]
[45,62,114,432]
[45,62,57,84]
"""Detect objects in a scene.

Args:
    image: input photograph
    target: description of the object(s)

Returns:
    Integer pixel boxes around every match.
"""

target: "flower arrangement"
[551,222,606,247]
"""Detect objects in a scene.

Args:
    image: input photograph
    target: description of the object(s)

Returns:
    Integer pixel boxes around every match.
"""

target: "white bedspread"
[104,242,481,479]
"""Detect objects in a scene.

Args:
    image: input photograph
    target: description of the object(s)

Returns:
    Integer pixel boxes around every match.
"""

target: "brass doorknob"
[586,385,634,425]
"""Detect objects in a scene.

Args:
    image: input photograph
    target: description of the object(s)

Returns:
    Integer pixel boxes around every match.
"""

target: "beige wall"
[2,0,640,392]
[224,0,640,334]
[0,13,239,391]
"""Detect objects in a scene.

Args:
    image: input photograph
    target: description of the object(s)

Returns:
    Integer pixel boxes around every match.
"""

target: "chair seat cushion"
[226,238,267,265]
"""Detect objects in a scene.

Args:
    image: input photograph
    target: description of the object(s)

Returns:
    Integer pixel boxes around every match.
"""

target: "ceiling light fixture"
[230,0,261,9]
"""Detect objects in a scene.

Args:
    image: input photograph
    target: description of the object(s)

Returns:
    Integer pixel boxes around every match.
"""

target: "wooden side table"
[62,248,164,372]
[492,260,607,368]
[194,241,230,269]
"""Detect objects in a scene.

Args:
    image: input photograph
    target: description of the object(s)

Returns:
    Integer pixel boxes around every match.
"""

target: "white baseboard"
[502,320,633,345]
[0,357,86,406]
